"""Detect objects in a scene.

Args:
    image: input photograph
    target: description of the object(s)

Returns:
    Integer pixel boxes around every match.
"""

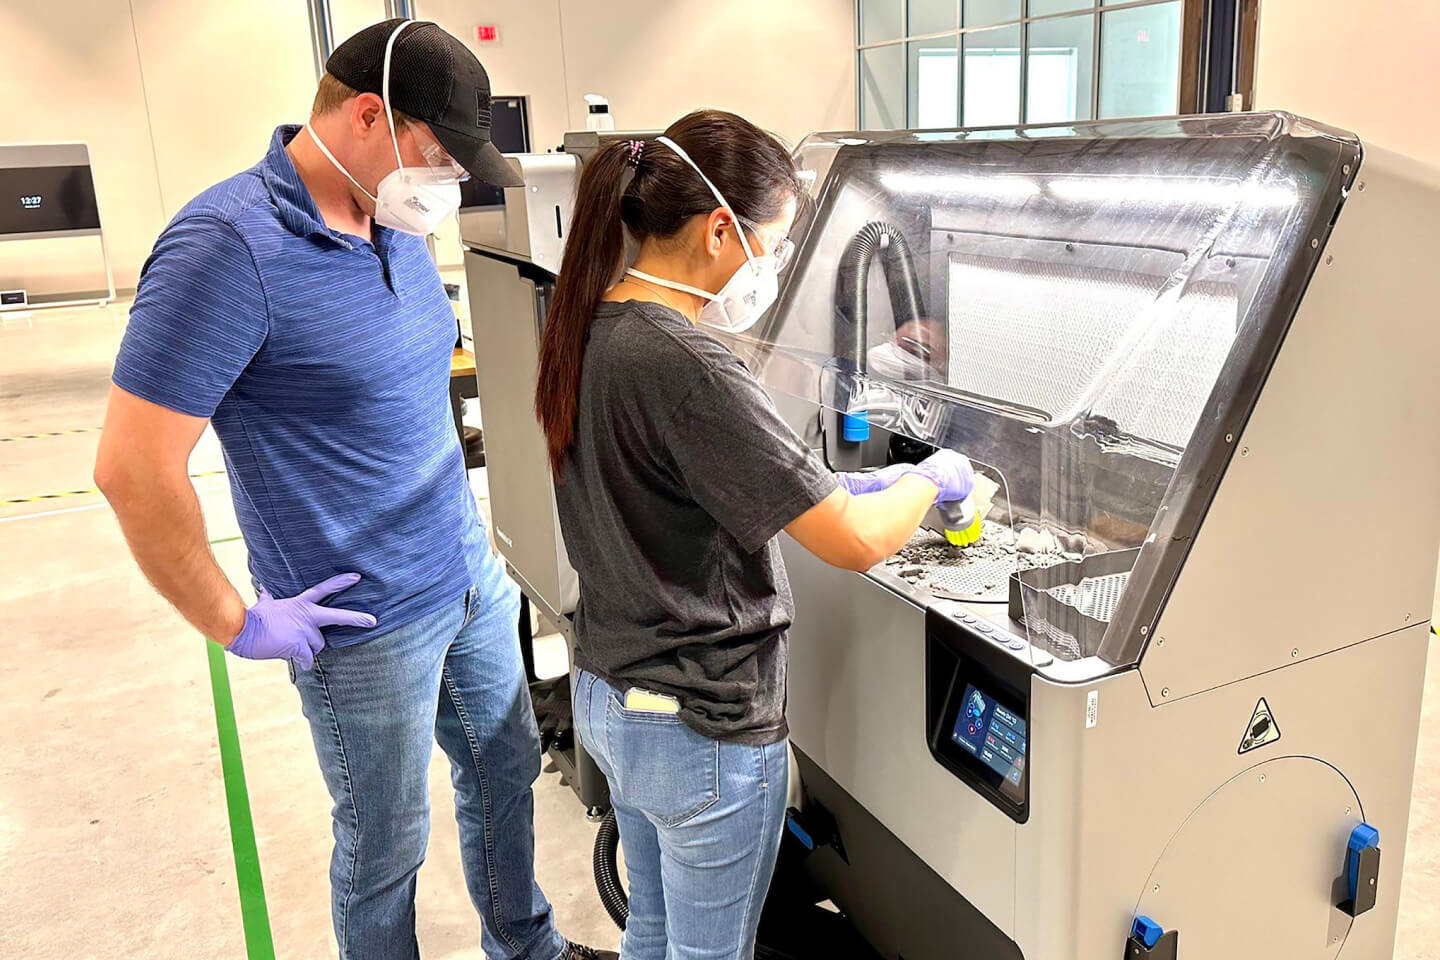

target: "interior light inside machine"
[879,172,1041,201]
[1046,175,1298,209]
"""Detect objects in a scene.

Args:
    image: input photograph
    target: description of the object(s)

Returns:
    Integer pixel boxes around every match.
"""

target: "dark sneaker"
[560,943,618,960]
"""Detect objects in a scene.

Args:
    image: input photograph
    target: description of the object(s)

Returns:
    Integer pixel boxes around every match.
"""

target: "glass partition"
[725,113,1358,676]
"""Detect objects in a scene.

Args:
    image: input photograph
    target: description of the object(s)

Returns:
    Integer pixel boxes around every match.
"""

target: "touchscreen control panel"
[926,608,1033,822]
[951,685,1027,789]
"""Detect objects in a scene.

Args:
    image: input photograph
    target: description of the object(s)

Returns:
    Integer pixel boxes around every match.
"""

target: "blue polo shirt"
[114,124,485,646]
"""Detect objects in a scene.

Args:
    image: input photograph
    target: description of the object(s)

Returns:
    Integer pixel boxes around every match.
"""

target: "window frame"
[854,0,1200,130]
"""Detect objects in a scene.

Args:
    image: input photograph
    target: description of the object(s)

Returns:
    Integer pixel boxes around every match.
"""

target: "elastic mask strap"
[654,135,757,263]
[306,123,378,203]
[381,21,414,175]
[626,267,717,302]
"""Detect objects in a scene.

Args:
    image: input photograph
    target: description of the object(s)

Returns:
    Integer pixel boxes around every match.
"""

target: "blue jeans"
[572,668,787,960]
[291,552,565,960]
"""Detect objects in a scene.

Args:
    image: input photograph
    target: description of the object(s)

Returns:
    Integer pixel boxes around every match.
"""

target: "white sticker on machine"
[1085,690,1098,729]
[1238,697,1282,754]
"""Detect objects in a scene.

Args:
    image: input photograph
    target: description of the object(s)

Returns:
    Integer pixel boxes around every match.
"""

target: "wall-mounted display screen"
[951,683,1027,789]
[0,165,100,235]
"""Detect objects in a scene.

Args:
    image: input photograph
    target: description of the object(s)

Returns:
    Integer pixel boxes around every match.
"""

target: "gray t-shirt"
[556,300,837,744]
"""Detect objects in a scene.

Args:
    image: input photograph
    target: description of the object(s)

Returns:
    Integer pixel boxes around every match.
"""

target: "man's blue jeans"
[291,551,565,960]
[572,668,788,960]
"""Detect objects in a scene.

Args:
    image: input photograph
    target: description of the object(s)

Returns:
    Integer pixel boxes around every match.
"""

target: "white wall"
[422,0,857,150]
[2,2,317,293]
[420,0,856,265]
[331,0,390,47]
[420,1,574,153]
[130,0,318,219]
[1,3,167,293]
[1253,0,1440,163]
[5,0,856,284]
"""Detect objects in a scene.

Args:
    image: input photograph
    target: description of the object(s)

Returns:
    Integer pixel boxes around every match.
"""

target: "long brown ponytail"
[534,109,802,475]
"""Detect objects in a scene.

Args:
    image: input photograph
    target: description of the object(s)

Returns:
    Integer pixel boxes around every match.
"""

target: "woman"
[535,110,972,960]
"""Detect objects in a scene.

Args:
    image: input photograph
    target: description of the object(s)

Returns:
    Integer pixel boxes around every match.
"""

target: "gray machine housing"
[463,116,1440,959]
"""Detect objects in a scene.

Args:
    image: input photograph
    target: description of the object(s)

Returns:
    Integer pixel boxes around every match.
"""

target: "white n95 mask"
[625,136,792,334]
[306,20,462,237]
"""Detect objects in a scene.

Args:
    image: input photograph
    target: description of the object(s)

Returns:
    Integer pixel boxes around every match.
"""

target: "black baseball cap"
[326,19,522,187]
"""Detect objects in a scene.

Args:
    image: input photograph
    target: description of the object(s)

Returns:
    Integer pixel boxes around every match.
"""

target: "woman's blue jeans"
[573,667,788,960]
[290,551,565,960]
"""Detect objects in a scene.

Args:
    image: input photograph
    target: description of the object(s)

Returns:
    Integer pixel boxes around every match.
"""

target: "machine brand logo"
[1238,697,1282,754]
[20,195,42,210]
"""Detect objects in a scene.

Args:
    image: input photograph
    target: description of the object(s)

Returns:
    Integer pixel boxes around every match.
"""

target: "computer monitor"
[459,95,532,210]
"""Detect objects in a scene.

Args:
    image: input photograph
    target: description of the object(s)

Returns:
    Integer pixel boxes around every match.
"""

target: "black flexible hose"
[833,221,926,370]
[594,809,629,930]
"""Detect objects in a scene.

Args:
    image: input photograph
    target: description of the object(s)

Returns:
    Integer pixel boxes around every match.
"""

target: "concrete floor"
[2,299,1439,958]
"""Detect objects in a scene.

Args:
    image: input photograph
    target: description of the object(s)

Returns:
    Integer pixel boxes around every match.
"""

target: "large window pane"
[910,0,958,35]
[860,0,905,44]
[1098,1,1182,118]
[861,43,907,130]
[908,37,959,128]
[1030,0,1092,14]
[1026,13,1095,123]
[963,0,1020,28]
[962,24,1021,127]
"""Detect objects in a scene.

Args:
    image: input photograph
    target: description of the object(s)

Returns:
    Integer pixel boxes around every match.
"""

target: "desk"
[450,348,481,467]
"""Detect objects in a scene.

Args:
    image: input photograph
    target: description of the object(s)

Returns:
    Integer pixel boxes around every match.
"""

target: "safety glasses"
[408,124,470,183]
[737,216,795,271]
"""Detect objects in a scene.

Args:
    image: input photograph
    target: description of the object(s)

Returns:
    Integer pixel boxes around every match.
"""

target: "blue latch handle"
[1347,823,1381,901]
[1132,916,1164,950]
[786,814,815,851]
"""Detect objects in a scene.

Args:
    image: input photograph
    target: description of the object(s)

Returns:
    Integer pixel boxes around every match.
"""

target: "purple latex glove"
[904,450,976,504]
[835,463,911,496]
[227,572,377,670]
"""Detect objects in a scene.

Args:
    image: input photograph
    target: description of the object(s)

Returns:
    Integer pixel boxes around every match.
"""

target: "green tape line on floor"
[206,638,276,960]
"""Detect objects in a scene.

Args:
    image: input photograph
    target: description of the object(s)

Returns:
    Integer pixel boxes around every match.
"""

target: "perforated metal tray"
[884,522,1062,603]
[1046,571,1131,623]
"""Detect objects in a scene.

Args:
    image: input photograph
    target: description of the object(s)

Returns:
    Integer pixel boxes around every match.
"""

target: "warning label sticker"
[1238,697,1282,754]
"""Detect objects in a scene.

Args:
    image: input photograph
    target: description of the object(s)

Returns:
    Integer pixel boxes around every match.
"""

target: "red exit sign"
[476,24,500,44]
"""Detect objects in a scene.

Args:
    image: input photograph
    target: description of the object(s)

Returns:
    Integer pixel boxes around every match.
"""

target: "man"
[95,19,612,960]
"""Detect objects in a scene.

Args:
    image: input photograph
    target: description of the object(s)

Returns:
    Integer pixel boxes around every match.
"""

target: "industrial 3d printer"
[461,113,1440,959]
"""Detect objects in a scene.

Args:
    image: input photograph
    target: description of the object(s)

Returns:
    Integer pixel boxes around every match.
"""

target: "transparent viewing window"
[724,114,1358,676]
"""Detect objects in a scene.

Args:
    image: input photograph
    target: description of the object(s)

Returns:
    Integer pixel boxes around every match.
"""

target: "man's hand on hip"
[227,573,377,670]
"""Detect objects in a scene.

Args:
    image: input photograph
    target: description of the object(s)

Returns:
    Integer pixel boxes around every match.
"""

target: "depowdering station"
[462,112,1440,959]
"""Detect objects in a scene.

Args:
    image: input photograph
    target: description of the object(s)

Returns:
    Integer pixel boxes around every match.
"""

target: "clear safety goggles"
[408,124,470,183]
[737,216,795,271]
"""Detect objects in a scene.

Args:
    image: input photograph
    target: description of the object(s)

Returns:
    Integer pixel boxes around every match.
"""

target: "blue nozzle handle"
[841,411,870,443]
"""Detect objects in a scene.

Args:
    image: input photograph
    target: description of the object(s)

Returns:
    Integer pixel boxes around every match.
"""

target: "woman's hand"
[786,474,940,572]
